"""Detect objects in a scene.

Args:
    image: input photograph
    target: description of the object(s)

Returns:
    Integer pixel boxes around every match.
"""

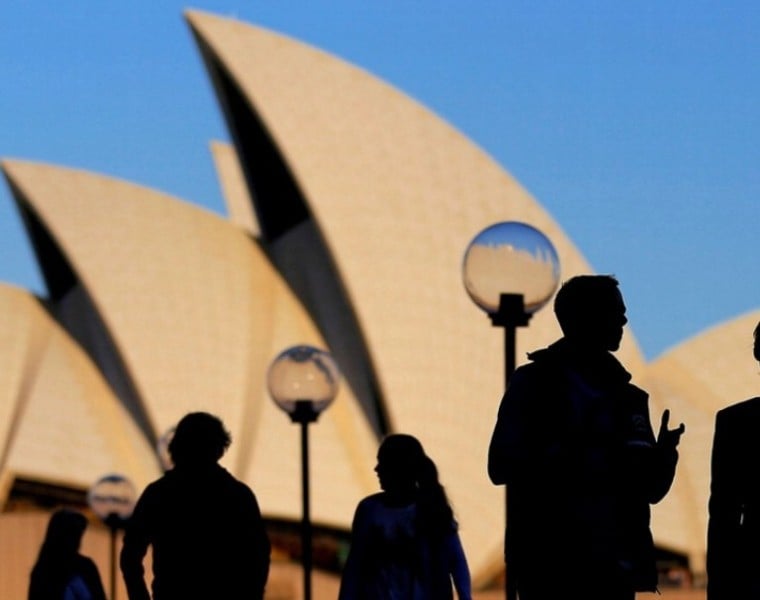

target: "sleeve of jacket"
[488,365,551,486]
[707,408,743,599]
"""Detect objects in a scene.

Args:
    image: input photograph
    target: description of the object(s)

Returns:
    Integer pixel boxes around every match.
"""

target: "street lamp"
[87,473,137,600]
[267,344,340,600]
[462,220,560,600]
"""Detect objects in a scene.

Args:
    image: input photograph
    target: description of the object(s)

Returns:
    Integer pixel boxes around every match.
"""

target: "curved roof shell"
[1,159,379,529]
[0,283,159,496]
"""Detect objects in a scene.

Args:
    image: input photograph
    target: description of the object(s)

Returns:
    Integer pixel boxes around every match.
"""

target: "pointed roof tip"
[183,8,205,28]
[2,157,49,170]
[0,157,20,168]
[183,8,226,31]
[183,8,262,33]
[0,157,28,178]
[1,158,65,182]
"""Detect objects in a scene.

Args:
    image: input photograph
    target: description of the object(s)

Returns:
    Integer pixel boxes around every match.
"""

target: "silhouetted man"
[120,412,271,600]
[488,274,684,600]
[707,320,760,599]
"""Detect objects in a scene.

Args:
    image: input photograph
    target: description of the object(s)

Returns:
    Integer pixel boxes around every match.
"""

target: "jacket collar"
[527,337,632,388]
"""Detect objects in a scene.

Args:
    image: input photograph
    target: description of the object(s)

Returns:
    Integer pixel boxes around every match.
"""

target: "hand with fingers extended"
[657,409,685,451]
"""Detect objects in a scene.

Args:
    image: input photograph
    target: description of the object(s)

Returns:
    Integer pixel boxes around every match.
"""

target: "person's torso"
[358,497,452,600]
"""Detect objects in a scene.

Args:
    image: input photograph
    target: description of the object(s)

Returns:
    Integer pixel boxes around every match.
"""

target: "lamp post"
[268,344,340,600]
[462,221,560,600]
[87,473,137,600]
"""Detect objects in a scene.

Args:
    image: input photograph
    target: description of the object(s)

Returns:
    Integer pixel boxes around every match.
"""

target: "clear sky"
[1,1,758,360]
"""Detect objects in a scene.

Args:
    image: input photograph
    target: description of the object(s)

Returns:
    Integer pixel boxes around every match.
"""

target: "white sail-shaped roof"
[1,159,378,528]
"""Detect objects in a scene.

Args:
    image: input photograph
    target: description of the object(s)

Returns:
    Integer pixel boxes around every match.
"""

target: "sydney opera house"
[1,9,758,598]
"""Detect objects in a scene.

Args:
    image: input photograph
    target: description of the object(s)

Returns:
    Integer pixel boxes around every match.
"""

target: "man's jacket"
[488,338,678,592]
[707,396,760,599]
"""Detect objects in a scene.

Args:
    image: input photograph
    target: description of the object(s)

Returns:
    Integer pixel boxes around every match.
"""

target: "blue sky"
[1,1,758,360]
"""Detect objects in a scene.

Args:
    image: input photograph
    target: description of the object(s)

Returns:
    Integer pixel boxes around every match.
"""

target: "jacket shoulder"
[717,396,760,422]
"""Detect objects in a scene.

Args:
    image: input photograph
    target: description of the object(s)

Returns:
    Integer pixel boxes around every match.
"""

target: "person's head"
[374,433,455,535]
[375,433,427,492]
[41,508,88,556]
[754,320,760,364]
[554,274,627,352]
[168,412,231,467]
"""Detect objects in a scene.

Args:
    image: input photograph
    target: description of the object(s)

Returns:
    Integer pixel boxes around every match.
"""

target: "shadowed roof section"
[183,10,649,581]
[210,141,260,237]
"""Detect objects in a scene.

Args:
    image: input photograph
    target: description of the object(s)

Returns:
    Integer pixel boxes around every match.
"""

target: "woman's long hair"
[378,434,456,539]
[29,509,88,599]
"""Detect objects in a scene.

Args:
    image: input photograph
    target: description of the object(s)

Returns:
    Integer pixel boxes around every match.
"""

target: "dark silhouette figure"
[488,274,684,600]
[338,433,472,600]
[29,508,107,600]
[120,412,271,599]
[707,320,760,599]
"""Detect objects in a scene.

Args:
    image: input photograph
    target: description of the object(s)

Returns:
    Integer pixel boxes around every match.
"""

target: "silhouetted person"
[488,274,685,600]
[29,508,107,600]
[120,412,270,599]
[707,320,760,599]
[339,433,472,600]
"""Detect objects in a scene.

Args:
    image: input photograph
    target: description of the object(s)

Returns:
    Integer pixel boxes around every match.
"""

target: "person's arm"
[338,499,372,600]
[707,409,742,599]
[242,487,271,598]
[27,566,43,600]
[488,367,536,486]
[80,556,108,600]
[446,529,472,600]
[119,491,152,600]
[622,384,683,504]
[649,408,685,502]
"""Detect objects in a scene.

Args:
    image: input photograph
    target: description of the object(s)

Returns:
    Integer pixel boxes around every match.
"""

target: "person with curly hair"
[120,412,270,600]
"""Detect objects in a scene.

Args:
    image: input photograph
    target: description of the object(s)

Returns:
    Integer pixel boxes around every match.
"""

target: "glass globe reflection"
[267,345,341,415]
[87,473,137,522]
[462,221,560,314]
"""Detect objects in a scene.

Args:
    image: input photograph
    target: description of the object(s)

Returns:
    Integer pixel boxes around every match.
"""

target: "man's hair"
[553,274,620,335]
[168,412,231,467]
[754,320,760,363]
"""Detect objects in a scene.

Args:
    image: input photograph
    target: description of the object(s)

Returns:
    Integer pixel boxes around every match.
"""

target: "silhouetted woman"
[29,508,107,600]
[707,319,760,599]
[338,433,472,600]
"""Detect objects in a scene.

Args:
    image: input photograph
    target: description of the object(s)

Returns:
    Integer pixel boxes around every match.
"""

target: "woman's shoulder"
[357,492,389,509]
[357,492,417,514]
[74,553,100,572]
